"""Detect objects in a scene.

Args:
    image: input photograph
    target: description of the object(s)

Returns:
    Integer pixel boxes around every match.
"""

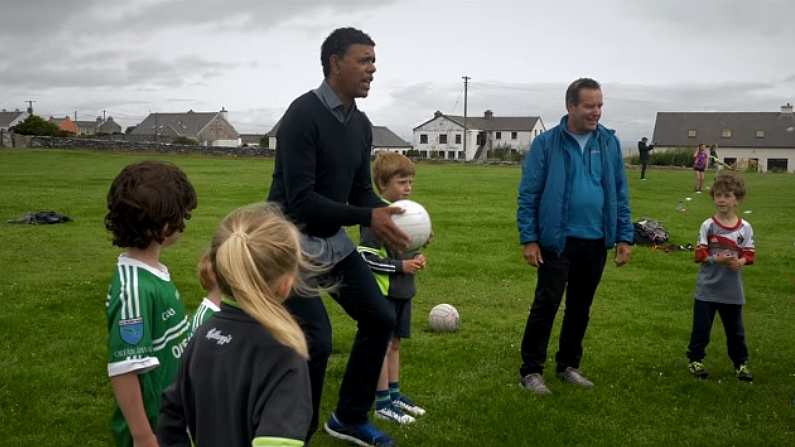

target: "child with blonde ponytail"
[158,203,313,447]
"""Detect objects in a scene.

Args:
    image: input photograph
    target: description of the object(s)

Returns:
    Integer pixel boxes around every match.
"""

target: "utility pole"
[462,76,470,159]
[25,100,36,114]
[103,109,107,121]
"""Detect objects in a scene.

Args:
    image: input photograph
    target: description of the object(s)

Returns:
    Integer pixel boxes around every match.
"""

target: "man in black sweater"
[268,27,409,447]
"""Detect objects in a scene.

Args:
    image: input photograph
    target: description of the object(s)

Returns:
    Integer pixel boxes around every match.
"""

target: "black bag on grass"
[633,218,669,245]
[7,211,72,224]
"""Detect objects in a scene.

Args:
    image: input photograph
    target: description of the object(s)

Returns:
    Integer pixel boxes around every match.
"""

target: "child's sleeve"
[156,349,192,447]
[107,267,159,377]
[694,220,710,263]
[252,354,312,446]
[740,221,755,265]
[357,225,402,274]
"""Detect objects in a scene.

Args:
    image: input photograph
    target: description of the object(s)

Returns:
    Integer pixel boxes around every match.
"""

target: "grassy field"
[0,148,793,446]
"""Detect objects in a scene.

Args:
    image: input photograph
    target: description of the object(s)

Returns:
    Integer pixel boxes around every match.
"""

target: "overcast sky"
[2,0,794,146]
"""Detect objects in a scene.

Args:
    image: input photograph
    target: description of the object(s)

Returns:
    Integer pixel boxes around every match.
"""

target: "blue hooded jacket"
[517,116,634,254]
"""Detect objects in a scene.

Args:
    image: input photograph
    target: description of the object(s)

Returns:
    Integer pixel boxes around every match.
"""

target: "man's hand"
[614,242,631,267]
[133,433,159,447]
[522,242,543,268]
[371,207,410,251]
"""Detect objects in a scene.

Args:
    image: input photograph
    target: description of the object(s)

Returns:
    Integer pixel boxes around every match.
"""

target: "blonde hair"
[373,152,415,193]
[196,251,216,292]
[210,203,308,358]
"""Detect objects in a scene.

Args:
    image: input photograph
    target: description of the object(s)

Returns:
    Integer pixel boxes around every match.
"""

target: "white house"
[652,103,795,173]
[412,110,546,161]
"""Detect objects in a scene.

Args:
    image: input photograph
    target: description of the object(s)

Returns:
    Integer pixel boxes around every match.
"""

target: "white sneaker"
[393,395,426,416]
[375,404,415,425]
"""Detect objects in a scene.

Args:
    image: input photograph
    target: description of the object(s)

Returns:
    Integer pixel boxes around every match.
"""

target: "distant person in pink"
[693,144,708,193]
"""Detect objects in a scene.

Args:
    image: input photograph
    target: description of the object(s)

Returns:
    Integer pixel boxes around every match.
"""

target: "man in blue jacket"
[517,78,633,395]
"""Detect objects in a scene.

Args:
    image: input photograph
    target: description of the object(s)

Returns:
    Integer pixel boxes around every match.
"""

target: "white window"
[455,134,461,144]
[755,129,765,138]
[495,132,502,140]
[511,132,518,140]
[721,128,732,138]
[439,134,448,144]
[420,134,428,144]
[688,129,697,138]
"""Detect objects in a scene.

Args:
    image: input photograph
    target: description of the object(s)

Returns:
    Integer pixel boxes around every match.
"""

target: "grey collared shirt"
[313,80,356,124]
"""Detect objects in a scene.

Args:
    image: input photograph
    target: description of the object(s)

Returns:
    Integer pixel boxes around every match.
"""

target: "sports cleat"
[688,360,709,379]
[324,413,395,447]
[520,373,552,395]
[392,395,425,417]
[736,364,753,382]
[375,403,415,425]
[557,367,594,389]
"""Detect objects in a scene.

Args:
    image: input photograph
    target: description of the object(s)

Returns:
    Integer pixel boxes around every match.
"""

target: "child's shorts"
[388,297,412,339]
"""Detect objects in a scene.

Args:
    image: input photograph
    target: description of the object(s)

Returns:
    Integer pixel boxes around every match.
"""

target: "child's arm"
[111,373,158,447]
[358,226,403,273]
[157,380,191,447]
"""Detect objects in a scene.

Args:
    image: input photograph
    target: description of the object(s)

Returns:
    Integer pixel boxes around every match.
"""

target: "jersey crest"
[119,317,144,345]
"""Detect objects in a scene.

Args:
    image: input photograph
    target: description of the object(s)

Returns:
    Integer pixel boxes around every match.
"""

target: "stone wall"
[5,135,275,157]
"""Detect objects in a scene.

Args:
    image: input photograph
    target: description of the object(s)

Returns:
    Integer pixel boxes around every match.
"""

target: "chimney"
[96,116,103,123]
[781,102,794,114]
[484,110,493,120]
[434,110,442,118]
[220,107,228,120]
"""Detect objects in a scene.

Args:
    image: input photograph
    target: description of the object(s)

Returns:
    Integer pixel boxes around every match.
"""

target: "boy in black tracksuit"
[358,152,427,426]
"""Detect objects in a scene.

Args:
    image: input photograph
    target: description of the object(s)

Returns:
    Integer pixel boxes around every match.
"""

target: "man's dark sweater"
[268,91,383,237]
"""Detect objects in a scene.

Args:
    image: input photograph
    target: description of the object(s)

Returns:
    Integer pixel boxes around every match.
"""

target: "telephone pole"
[25,100,36,114]
[462,76,470,159]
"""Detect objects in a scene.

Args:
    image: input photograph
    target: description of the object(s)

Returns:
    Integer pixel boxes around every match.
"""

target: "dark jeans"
[687,299,748,367]
[285,251,395,440]
[520,238,607,377]
[640,161,648,179]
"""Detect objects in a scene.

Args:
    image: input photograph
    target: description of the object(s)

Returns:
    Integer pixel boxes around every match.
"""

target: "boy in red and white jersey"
[687,172,755,382]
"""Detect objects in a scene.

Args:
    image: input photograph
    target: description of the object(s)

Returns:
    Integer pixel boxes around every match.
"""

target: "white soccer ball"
[428,304,459,332]
[390,199,432,252]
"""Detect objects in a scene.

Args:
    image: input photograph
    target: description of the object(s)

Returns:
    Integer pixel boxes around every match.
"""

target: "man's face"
[567,88,603,133]
[331,44,376,100]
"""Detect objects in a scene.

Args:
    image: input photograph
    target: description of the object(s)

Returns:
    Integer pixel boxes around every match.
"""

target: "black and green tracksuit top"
[357,225,416,300]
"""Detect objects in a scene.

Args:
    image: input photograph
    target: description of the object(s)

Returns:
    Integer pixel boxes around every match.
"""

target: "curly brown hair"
[105,161,197,248]
[710,171,746,200]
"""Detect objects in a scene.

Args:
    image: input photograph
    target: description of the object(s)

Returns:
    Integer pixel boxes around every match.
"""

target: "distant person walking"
[638,137,654,180]
[517,78,634,395]
[693,144,708,193]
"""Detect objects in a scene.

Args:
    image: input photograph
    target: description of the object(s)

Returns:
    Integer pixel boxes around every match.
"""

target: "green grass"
[1,148,793,446]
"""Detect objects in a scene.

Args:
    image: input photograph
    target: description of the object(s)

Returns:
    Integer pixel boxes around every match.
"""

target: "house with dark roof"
[413,110,545,161]
[652,103,795,172]
[130,108,240,146]
[264,119,408,154]
[372,126,412,155]
[75,116,122,135]
[0,109,29,131]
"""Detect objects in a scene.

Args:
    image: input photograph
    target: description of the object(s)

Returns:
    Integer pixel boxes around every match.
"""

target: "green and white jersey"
[105,254,190,446]
[190,297,220,335]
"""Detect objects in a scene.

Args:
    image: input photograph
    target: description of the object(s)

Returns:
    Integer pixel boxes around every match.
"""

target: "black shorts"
[388,298,412,339]
[694,167,705,172]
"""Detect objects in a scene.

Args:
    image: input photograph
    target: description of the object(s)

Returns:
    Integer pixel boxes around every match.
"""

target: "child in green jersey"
[190,252,222,335]
[104,160,197,447]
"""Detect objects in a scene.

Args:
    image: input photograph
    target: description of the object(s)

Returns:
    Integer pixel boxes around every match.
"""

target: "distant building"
[652,103,795,173]
[265,119,407,155]
[75,116,122,135]
[413,110,545,161]
[372,126,412,155]
[49,116,78,135]
[0,109,28,131]
[264,120,280,149]
[130,108,240,146]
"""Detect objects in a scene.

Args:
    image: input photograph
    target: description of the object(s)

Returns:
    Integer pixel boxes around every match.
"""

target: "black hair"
[320,27,375,77]
[565,78,601,107]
